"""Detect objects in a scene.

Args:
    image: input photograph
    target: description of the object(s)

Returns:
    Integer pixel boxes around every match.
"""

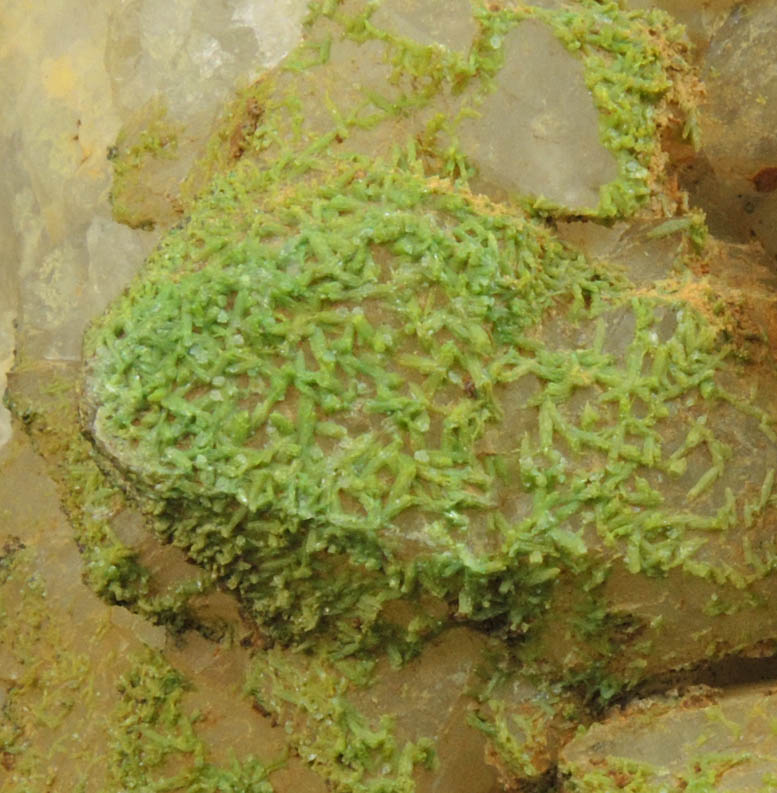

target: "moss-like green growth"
[110,650,279,793]
[3,365,220,636]
[563,752,766,793]
[109,100,183,230]
[83,132,777,663]
[182,0,700,221]
[246,644,435,793]
[535,0,702,217]
[470,0,701,218]
[0,545,94,791]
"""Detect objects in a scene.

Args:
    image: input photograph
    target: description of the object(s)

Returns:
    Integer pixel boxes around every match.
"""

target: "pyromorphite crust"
[180,0,700,223]
[81,152,777,652]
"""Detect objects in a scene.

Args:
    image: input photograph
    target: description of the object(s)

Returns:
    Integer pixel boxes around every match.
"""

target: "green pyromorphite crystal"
[82,0,776,657]
[81,152,775,650]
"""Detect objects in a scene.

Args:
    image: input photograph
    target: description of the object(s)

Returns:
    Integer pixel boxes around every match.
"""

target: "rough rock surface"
[681,0,777,260]
[560,684,777,792]
[624,0,738,47]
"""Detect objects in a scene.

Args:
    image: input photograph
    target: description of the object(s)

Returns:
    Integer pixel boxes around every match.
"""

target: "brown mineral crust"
[751,166,777,194]
[228,95,265,161]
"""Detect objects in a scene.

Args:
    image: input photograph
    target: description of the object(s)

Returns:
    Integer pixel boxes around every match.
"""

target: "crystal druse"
[70,0,777,789]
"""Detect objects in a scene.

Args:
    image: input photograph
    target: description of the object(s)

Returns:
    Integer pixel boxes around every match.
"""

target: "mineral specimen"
[5,0,777,791]
[81,0,777,690]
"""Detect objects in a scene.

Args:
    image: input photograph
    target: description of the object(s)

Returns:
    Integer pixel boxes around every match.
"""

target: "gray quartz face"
[457,19,618,210]
[559,684,777,792]
[369,0,477,51]
[681,0,777,259]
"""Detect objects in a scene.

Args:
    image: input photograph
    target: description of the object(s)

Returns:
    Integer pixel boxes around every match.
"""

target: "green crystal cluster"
[82,0,777,672]
[80,0,777,670]
[83,148,776,653]
[8,3,777,793]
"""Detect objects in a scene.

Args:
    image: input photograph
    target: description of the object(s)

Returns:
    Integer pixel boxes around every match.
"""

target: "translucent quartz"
[0,0,307,425]
[458,19,618,210]
[684,0,777,258]
[560,684,777,791]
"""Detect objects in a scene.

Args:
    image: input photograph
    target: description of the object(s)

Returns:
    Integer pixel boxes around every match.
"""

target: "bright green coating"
[83,148,774,649]
[91,165,586,516]
[377,0,698,218]
[82,0,776,656]
[534,0,700,216]
[376,0,697,217]
[189,0,699,221]
[468,0,695,216]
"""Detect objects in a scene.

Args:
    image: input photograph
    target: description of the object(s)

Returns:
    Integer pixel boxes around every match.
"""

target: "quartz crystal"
[0,0,305,369]
[370,0,477,51]
[457,19,618,210]
[560,684,777,791]
[106,0,306,127]
[682,0,777,260]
